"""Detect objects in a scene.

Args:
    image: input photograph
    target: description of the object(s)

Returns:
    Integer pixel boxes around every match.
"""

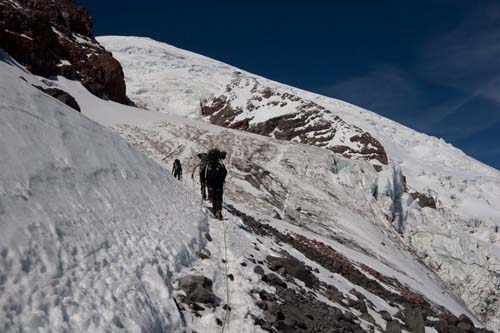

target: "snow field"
[0,56,208,332]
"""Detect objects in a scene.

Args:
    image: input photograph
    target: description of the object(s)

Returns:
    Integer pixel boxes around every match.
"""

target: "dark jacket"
[172,159,182,174]
[202,159,227,188]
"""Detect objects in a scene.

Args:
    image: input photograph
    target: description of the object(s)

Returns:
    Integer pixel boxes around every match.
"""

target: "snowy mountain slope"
[0,54,207,332]
[99,36,500,329]
[99,36,388,169]
[50,68,495,332]
[97,36,234,116]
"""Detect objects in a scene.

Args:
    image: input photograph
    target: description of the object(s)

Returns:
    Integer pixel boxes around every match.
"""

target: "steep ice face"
[0,55,207,332]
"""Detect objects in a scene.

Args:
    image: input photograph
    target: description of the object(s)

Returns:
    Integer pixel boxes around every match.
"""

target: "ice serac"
[0,0,129,104]
[0,55,207,332]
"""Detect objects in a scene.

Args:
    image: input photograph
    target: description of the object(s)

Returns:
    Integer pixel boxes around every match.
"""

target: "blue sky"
[78,0,500,170]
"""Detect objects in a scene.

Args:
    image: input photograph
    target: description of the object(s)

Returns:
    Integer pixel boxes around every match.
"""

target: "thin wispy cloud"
[319,66,426,119]
[317,1,500,169]
[415,2,500,105]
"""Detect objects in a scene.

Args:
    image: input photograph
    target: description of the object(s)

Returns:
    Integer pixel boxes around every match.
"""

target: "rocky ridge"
[201,73,388,169]
[0,0,129,104]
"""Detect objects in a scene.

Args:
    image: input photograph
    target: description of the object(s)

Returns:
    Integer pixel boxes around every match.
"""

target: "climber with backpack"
[201,148,227,220]
[172,159,183,181]
[192,153,208,200]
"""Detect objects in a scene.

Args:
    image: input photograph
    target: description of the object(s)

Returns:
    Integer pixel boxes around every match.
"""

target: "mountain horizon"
[79,0,500,171]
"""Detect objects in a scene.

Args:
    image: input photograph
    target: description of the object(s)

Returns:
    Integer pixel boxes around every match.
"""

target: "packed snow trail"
[172,206,264,333]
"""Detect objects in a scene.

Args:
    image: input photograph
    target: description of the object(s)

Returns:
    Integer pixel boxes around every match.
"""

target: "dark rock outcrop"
[253,265,265,276]
[224,204,494,333]
[386,320,402,333]
[176,275,215,304]
[201,74,388,167]
[427,313,488,333]
[457,314,474,331]
[404,305,425,333]
[410,191,437,209]
[0,0,129,104]
[255,284,365,333]
[379,310,392,322]
[262,273,287,289]
[266,255,319,289]
[33,85,80,111]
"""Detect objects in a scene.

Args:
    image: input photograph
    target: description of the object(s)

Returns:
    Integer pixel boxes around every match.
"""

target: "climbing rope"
[221,216,231,333]
[282,178,292,219]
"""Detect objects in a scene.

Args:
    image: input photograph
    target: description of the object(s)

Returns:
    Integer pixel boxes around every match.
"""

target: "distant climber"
[192,153,208,200]
[172,159,183,180]
[201,148,227,220]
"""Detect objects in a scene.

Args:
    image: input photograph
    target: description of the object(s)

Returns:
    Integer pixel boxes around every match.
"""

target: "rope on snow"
[221,216,231,333]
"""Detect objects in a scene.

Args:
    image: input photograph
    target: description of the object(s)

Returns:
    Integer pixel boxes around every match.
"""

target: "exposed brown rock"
[201,75,388,167]
[386,320,402,333]
[410,191,437,209]
[266,255,319,289]
[33,84,80,112]
[404,305,425,333]
[379,310,392,322]
[0,0,129,104]
[224,204,494,333]
[255,284,365,332]
[350,132,388,165]
[457,314,474,330]
[176,275,215,305]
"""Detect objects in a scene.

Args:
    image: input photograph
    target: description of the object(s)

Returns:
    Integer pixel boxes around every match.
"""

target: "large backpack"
[207,148,221,162]
[203,149,227,187]
[204,160,227,188]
